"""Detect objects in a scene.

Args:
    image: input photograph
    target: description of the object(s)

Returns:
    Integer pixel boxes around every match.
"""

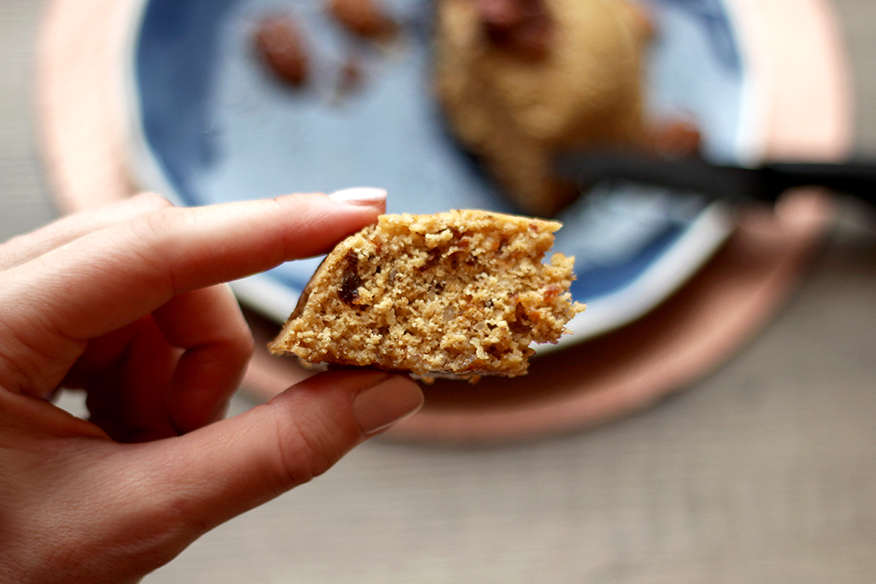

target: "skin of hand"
[0,190,424,584]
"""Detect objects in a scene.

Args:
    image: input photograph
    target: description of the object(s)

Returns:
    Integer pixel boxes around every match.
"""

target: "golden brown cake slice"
[269,209,584,380]
[433,0,653,216]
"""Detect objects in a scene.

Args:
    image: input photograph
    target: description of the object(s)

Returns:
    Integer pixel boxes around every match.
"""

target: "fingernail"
[328,187,387,207]
[352,376,424,435]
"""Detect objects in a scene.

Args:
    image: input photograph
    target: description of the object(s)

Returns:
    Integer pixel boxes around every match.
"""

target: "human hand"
[0,190,424,584]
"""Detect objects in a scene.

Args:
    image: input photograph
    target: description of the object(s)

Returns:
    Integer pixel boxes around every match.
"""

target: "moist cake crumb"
[269,209,585,380]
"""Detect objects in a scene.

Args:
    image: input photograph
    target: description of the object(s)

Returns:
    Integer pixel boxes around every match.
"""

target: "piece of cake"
[269,209,584,380]
[433,0,653,216]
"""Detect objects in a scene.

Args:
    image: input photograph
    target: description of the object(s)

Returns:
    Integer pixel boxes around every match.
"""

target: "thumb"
[0,371,423,584]
[139,370,423,543]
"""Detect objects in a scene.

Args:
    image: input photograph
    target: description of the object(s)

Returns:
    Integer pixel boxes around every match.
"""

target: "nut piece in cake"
[269,209,585,380]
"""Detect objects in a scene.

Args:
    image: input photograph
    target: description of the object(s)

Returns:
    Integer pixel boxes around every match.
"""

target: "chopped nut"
[327,0,398,41]
[254,15,310,87]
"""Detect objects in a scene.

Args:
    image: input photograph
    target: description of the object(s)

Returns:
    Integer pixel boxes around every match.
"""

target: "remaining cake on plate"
[433,0,654,216]
[269,209,584,380]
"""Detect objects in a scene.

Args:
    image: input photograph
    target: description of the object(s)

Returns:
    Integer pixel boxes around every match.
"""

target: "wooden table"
[2,0,874,580]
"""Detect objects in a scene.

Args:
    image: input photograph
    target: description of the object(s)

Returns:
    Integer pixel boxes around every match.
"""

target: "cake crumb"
[269,209,585,380]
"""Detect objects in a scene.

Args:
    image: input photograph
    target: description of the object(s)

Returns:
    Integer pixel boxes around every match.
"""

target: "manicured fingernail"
[328,187,387,206]
[352,376,424,434]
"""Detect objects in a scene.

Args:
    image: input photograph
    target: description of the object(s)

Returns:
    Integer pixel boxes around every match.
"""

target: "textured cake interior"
[269,209,584,379]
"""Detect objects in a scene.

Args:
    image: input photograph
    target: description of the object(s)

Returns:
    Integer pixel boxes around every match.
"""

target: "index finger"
[0,192,383,387]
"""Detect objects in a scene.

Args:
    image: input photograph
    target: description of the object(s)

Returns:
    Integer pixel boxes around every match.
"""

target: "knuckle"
[129,192,174,213]
[132,205,186,239]
[122,207,200,292]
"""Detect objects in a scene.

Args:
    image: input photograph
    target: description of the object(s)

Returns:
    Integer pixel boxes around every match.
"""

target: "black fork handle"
[764,162,876,207]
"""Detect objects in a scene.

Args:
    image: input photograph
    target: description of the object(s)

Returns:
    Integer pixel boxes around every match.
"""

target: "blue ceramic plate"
[124,0,761,348]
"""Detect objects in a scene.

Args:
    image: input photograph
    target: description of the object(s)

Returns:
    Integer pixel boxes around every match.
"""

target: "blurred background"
[2,0,875,582]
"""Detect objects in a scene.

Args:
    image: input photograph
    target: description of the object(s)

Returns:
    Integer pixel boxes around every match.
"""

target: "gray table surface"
[3,0,875,582]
